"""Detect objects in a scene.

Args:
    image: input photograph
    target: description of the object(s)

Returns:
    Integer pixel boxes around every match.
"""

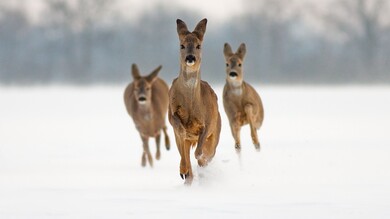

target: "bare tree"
[42,0,116,82]
[323,0,390,75]
[239,0,299,80]
[0,7,30,82]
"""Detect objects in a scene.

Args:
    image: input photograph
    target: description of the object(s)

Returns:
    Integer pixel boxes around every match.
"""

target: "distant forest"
[1,0,389,85]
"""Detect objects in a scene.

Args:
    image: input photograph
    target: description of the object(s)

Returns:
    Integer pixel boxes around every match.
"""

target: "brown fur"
[124,64,170,167]
[223,43,264,152]
[168,18,221,184]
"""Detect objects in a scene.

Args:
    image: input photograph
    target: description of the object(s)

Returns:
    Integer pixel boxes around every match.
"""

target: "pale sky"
[123,0,246,23]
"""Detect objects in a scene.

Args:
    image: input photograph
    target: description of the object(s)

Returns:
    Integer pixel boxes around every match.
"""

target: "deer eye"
[196,45,201,49]
[226,63,229,67]
[180,45,185,49]
[238,63,242,67]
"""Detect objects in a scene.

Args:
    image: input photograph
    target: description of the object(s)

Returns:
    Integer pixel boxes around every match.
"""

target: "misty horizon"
[0,0,389,85]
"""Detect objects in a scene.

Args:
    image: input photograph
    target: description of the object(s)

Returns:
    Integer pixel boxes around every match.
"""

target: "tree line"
[0,0,389,85]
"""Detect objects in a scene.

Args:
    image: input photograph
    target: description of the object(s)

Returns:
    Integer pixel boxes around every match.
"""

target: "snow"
[1,85,390,218]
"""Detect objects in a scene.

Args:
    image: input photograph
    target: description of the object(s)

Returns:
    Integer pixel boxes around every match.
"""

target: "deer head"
[131,63,161,105]
[223,43,246,86]
[176,18,207,74]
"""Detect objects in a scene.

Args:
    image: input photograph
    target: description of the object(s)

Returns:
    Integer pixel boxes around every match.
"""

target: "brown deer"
[223,43,264,153]
[168,18,221,184]
[124,64,170,167]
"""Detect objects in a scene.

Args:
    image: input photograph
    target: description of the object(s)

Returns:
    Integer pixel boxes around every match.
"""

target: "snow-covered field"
[1,85,389,218]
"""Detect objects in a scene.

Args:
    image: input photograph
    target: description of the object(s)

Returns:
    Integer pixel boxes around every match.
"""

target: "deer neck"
[137,102,152,121]
[179,66,201,106]
[227,78,243,96]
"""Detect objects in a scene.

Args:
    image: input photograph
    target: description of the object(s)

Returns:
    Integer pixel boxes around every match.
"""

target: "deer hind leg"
[244,104,260,151]
[180,140,194,185]
[141,135,153,167]
[155,131,161,160]
[162,126,170,150]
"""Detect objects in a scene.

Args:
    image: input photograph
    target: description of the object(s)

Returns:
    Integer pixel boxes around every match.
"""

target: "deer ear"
[131,63,141,80]
[224,43,233,60]
[236,43,246,60]
[177,19,190,38]
[146,65,162,83]
[193,18,207,41]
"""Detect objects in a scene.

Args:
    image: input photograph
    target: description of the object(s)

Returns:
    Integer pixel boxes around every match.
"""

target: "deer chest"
[175,105,203,136]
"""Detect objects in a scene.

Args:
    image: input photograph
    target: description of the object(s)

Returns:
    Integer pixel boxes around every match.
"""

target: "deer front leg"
[197,134,216,167]
[169,111,185,132]
[230,120,242,153]
[155,132,161,160]
[195,126,207,159]
[162,126,170,150]
[180,140,193,185]
[141,152,147,167]
[141,135,153,167]
[244,104,260,151]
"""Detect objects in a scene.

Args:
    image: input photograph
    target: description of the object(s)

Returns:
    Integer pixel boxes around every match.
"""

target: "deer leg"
[155,132,161,160]
[198,114,221,165]
[169,112,185,133]
[245,104,260,151]
[197,134,216,167]
[174,132,186,179]
[162,126,170,150]
[141,152,147,167]
[230,121,242,153]
[141,135,153,167]
[180,140,193,185]
[140,135,147,167]
[195,127,208,159]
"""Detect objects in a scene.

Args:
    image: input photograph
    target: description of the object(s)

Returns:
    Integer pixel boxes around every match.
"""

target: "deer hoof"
[235,144,241,152]
[180,173,189,180]
[254,143,260,151]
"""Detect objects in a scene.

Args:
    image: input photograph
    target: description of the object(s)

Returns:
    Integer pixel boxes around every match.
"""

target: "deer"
[124,63,170,167]
[168,18,221,185]
[223,43,264,153]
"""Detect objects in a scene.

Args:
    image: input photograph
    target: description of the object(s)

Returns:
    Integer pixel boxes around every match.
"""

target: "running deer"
[223,43,264,153]
[124,64,170,167]
[168,18,221,184]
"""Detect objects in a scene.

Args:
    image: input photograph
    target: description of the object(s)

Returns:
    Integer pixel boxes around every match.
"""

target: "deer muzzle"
[138,96,147,104]
[229,72,238,79]
[185,55,196,66]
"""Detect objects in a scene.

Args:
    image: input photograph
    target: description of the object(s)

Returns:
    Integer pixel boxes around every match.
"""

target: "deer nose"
[229,72,238,78]
[138,96,147,102]
[185,55,196,66]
